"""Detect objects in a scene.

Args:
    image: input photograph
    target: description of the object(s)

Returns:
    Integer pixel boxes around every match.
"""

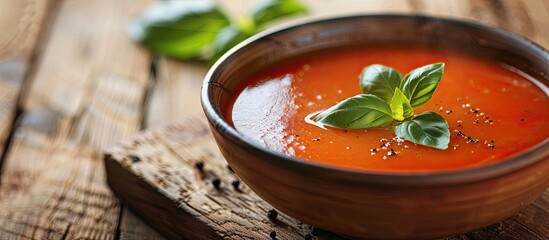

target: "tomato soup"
[225,46,549,173]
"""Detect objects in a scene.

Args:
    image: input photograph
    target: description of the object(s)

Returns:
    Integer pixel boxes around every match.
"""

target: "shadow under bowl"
[201,15,549,239]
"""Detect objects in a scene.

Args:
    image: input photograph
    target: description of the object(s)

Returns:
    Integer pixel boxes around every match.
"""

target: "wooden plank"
[106,115,549,240]
[145,59,207,127]
[0,0,52,58]
[521,0,549,48]
[119,208,164,240]
[411,0,549,49]
[107,116,346,240]
[0,0,153,239]
[0,0,54,161]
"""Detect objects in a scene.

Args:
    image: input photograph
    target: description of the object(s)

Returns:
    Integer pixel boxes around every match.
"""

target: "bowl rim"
[201,14,549,186]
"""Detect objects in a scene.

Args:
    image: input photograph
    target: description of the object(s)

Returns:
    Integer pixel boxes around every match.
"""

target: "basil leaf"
[252,0,308,28]
[390,88,414,121]
[129,1,230,59]
[209,26,252,65]
[314,94,393,129]
[395,111,450,149]
[400,63,445,108]
[359,64,403,103]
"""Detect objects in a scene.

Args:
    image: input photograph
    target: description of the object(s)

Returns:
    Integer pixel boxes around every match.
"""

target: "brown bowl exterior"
[211,128,548,239]
[202,15,549,239]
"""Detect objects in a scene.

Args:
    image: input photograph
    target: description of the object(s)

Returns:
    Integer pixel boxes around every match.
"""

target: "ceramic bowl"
[201,15,549,239]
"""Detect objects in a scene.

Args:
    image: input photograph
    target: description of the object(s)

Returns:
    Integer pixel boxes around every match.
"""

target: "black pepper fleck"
[270,231,277,239]
[454,131,465,137]
[387,149,397,156]
[227,165,234,173]
[466,137,479,143]
[520,118,525,122]
[212,178,221,188]
[131,155,141,163]
[231,180,240,190]
[267,209,278,220]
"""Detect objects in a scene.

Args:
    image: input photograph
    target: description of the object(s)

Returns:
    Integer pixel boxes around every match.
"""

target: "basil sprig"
[129,0,307,64]
[314,63,450,149]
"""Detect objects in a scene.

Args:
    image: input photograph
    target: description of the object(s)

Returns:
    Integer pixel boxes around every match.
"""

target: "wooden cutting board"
[104,115,548,240]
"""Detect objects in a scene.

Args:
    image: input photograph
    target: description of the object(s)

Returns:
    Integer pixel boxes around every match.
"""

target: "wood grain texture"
[0,0,152,239]
[0,0,54,162]
[119,208,164,240]
[145,59,207,128]
[107,116,346,240]
[106,116,549,240]
[0,0,52,58]
[411,0,549,49]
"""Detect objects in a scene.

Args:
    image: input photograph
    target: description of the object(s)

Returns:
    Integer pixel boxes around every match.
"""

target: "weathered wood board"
[0,0,154,239]
[0,0,55,162]
[105,115,548,240]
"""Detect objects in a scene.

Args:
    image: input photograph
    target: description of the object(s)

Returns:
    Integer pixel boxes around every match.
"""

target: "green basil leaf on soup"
[399,62,445,108]
[209,26,252,65]
[252,0,308,28]
[395,111,450,149]
[314,94,393,129]
[359,64,403,103]
[129,0,230,59]
[390,88,414,121]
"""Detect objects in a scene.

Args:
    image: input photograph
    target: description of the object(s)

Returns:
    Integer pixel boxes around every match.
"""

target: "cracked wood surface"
[107,116,345,240]
[0,0,548,239]
[0,0,153,239]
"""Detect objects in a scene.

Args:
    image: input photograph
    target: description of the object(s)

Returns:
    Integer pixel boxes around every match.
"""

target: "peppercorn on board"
[104,115,548,240]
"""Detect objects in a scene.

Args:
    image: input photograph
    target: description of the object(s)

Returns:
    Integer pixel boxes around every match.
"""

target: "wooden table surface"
[0,0,547,239]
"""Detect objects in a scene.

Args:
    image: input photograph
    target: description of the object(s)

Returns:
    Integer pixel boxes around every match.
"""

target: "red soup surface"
[225,46,549,173]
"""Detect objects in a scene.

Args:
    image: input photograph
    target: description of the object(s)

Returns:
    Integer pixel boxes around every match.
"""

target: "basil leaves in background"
[315,63,450,149]
[252,0,308,28]
[129,1,228,59]
[129,0,307,64]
